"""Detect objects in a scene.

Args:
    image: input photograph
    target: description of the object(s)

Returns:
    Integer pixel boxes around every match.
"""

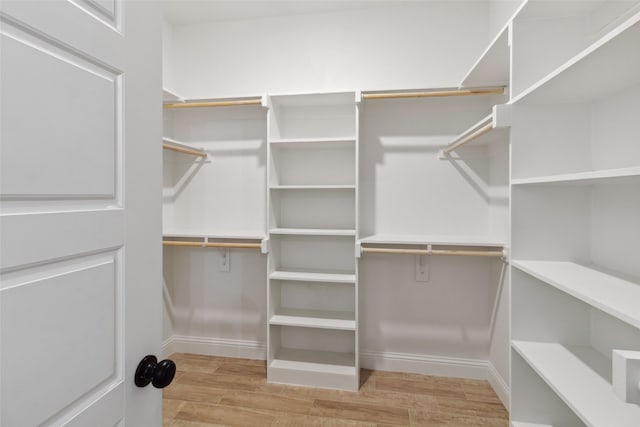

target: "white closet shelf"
[164,95,265,109]
[512,260,640,329]
[511,13,640,105]
[270,137,356,145]
[359,234,505,248]
[460,25,510,88]
[163,231,265,240]
[162,137,207,157]
[512,167,640,186]
[269,185,356,190]
[269,309,356,331]
[269,91,357,107]
[270,228,356,237]
[512,341,640,426]
[270,269,356,284]
[270,348,356,376]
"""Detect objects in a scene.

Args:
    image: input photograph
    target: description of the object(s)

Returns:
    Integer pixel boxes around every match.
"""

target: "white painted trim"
[360,349,488,380]
[162,337,176,359]
[487,360,510,410]
[163,335,509,404]
[165,335,266,360]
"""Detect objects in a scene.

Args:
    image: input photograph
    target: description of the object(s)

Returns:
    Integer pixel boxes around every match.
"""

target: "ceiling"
[163,0,417,25]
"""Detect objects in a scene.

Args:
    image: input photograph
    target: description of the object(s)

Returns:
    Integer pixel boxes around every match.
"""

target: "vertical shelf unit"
[510,8,640,426]
[266,92,360,391]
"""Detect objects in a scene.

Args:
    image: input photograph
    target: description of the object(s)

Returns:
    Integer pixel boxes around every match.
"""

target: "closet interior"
[161,0,640,422]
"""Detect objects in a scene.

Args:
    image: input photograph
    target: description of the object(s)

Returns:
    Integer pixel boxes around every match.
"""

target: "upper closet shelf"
[512,167,640,186]
[270,269,356,284]
[270,228,356,237]
[164,95,266,109]
[512,260,640,329]
[162,137,207,158]
[441,104,511,155]
[512,340,640,427]
[359,234,505,248]
[270,137,356,146]
[270,185,355,190]
[163,233,266,251]
[511,12,640,105]
[163,231,265,240]
[361,87,504,101]
[460,25,510,88]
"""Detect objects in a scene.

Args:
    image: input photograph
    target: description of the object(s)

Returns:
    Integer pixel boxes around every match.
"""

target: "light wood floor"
[163,353,508,426]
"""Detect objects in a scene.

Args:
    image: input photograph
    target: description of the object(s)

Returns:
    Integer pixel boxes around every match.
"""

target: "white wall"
[162,19,175,91]
[169,2,489,98]
[489,0,526,40]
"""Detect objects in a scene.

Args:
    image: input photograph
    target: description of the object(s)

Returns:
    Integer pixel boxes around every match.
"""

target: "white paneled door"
[0,1,162,426]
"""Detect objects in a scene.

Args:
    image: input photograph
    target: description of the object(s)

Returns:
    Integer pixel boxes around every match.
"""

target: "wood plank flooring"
[163,353,508,426]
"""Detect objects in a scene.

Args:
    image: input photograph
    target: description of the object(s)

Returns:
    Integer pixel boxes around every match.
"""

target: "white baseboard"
[487,361,510,410]
[162,335,509,405]
[162,337,176,358]
[360,349,488,380]
[163,335,266,360]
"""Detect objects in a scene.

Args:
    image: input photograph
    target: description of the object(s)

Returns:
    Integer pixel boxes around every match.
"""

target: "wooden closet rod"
[443,122,493,155]
[162,143,207,157]
[361,247,504,258]
[163,99,263,109]
[362,88,504,100]
[163,240,262,249]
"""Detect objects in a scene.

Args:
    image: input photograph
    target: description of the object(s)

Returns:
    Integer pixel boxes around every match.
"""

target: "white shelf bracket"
[355,241,362,259]
[260,238,270,254]
[260,94,269,108]
[202,237,208,248]
[492,104,512,128]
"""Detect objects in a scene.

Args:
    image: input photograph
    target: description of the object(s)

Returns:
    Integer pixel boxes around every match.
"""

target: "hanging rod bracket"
[260,238,270,254]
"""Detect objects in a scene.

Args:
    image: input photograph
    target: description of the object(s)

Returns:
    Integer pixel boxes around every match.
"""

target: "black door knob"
[135,355,176,388]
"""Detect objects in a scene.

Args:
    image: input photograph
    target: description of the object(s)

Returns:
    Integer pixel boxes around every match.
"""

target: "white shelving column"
[266,92,360,391]
[509,7,640,426]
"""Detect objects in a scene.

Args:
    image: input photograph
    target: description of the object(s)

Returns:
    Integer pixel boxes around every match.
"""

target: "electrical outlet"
[219,248,230,272]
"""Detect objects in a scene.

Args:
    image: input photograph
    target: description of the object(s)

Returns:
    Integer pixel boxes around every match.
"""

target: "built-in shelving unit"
[510,5,640,425]
[266,92,359,391]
